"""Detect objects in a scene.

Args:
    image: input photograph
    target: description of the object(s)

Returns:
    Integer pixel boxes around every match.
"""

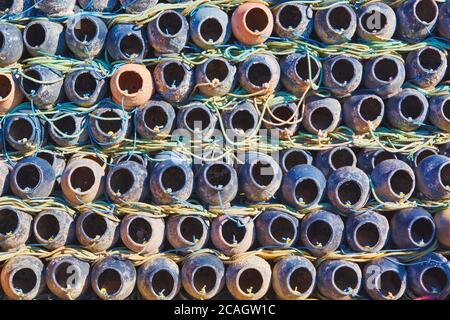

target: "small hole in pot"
[361,10,387,33]
[163,62,184,88]
[360,97,383,121]
[200,18,223,43]
[328,6,352,31]
[0,0,13,11]
[356,222,380,248]
[25,23,46,47]
[16,164,40,190]
[373,151,396,166]
[411,217,434,245]
[380,271,402,298]
[74,17,97,42]
[232,110,255,132]
[22,69,42,94]
[161,166,185,192]
[180,217,204,243]
[55,262,74,289]
[248,63,271,87]
[289,267,313,294]
[9,118,33,142]
[193,266,216,293]
[128,217,152,244]
[152,270,174,296]
[400,95,423,120]
[54,115,76,135]
[284,150,309,171]
[0,209,18,235]
[36,214,59,241]
[222,219,246,244]
[0,74,12,99]
[295,179,318,204]
[419,48,442,71]
[443,100,450,120]
[334,266,359,292]
[205,59,228,82]
[295,56,320,81]
[74,72,97,98]
[118,71,143,94]
[70,166,95,192]
[119,34,144,58]
[110,168,134,194]
[82,213,107,239]
[415,0,437,23]
[307,220,332,246]
[270,216,296,243]
[245,8,269,33]
[36,151,54,166]
[415,149,436,165]
[390,169,414,197]
[338,181,361,206]
[374,58,398,81]
[206,163,231,187]
[331,59,354,84]
[440,163,450,188]
[97,269,122,296]
[185,107,210,131]
[422,267,447,293]
[279,5,302,29]
[251,161,275,187]
[331,148,355,169]
[97,111,122,134]
[310,107,333,131]
[272,105,295,129]
[238,268,263,294]
[12,268,37,294]
[144,105,168,130]
[158,12,182,35]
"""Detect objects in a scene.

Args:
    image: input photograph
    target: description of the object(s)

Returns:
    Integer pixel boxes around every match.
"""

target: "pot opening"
[9,118,34,142]
[110,168,134,195]
[331,148,355,169]
[415,0,437,24]
[222,219,246,245]
[12,268,37,294]
[25,23,46,48]
[310,107,333,131]
[180,216,204,243]
[206,163,231,187]
[118,70,143,94]
[36,151,55,166]
[0,74,12,99]
[361,10,387,33]
[440,163,450,188]
[380,270,402,298]
[355,222,380,248]
[36,214,60,241]
[82,213,107,239]
[289,267,313,294]
[119,34,144,58]
[360,97,383,122]
[70,166,95,192]
[307,219,332,247]
[97,110,122,134]
[0,0,13,11]
[373,151,396,166]
[442,100,450,121]
[248,63,271,87]
[16,164,40,190]
[193,266,216,293]
[74,17,97,42]
[159,11,183,36]
[411,217,434,245]
[231,109,255,132]
[334,266,359,292]
[279,5,302,29]
[144,105,168,130]
[186,107,210,131]
[97,269,122,296]
[415,149,436,166]
[328,6,352,31]
[331,59,355,84]
[53,114,77,136]
[295,178,319,205]
[338,181,362,206]
[374,58,398,82]
[163,62,184,88]
[152,270,174,296]
[205,59,228,82]
[270,216,296,243]
[283,150,309,171]
[200,18,223,43]
[55,262,75,289]
[245,7,269,33]
[251,160,275,187]
[22,69,42,94]
[0,31,3,51]
[238,268,264,294]
[400,95,424,120]
[422,267,447,293]
[74,72,97,98]
[295,56,320,81]
[0,209,18,235]
[128,217,152,244]
[161,165,186,192]
[419,48,442,71]
[272,104,295,129]
[390,169,414,197]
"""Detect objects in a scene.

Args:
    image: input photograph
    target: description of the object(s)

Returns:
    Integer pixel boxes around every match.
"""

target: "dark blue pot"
[405,46,447,89]
[357,149,398,174]
[302,97,341,135]
[48,111,88,147]
[255,210,299,248]
[314,3,357,44]
[345,211,389,252]
[440,143,450,157]
[23,20,66,57]
[106,161,149,203]
[195,57,236,97]
[342,94,385,134]
[401,147,438,169]
[64,67,107,107]
[135,100,175,140]
[147,10,188,55]
[238,53,280,94]
[356,2,396,41]
[175,102,217,140]
[35,150,65,184]
[322,55,362,97]
[416,155,450,201]
[106,23,148,61]
[263,102,300,138]
[280,53,321,95]
[279,148,313,173]
[314,146,357,178]
[363,55,405,98]
[396,0,439,42]
[153,60,194,103]
[317,260,362,300]
[221,101,259,139]
[88,101,129,146]
[190,7,231,50]
[0,23,23,66]
[429,95,450,132]
[4,109,46,151]
[273,2,313,40]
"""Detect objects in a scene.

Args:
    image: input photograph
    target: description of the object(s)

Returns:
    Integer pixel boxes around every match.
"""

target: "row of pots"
[1,251,449,300]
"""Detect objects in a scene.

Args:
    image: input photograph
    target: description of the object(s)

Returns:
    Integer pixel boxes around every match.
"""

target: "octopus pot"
[317,259,362,300]
[314,146,357,178]
[20,65,64,109]
[407,252,449,297]
[280,52,321,95]
[181,253,225,300]
[272,2,313,40]
[0,72,24,114]
[120,0,157,13]
[396,0,439,42]
[106,161,149,203]
[0,162,10,196]
[437,0,450,38]
[137,256,180,300]
[231,2,273,45]
[313,2,357,44]
[299,210,344,256]
[302,97,341,135]
[221,101,259,138]
[357,149,398,174]
[342,94,385,134]
[0,255,45,300]
[33,209,75,250]
[272,256,316,300]
[195,57,236,97]
[65,14,108,59]
[48,111,89,147]
[23,20,66,57]
[434,208,450,247]
[255,210,299,247]
[345,211,389,253]
[113,153,148,168]
[106,23,148,61]
[238,53,280,94]
[327,166,370,213]
[279,148,313,173]
[88,101,130,146]
[60,158,105,205]
[64,67,107,107]
[0,0,32,16]
[226,255,271,300]
[263,102,300,138]
[153,60,194,103]
[166,215,210,252]
[0,206,32,251]
[190,7,231,49]
[175,102,217,140]
[135,100,175,139]
[356,2,396,41]
[429,94,450,132]
[322,55,363,97]
[401,147,438,169]
[405,46,447,89]
[441,143,450,157]
[415,155,450,201]
[0,23,23,67]
[75,211,119,252]
[371,159,416,202]
[363,257,407,300]
[34,0,76,16]
[281,164,326,210]
[238,152,282,203]
[78,0,118,12]
[45,256,90,300]
[147,10,188,55]
[91,256,136,300]
[120,214,164,254]
[110,63,153,109]
[10,156,55,199]
[211,215,255,256]
[4,109,46,151]
[363,55,405,98]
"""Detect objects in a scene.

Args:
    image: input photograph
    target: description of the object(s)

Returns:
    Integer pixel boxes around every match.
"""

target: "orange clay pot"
[231,3,274,45]
[0,73,23,114]
[110,64,153,110]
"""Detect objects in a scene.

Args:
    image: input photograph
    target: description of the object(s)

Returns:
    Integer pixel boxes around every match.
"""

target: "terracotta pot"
[78,0,118,12]
[4,109,46,151]
[416,155,450,201]
[396,0,439,42]
[357,149,398,174]
[387,89,429,131]
[34,0,76,16]
[175,102,218,140]
[363,55,405,98]
[120,0,158,13]
[0,73,23,114]
[221,101,259,138]
[0,162,11,196]
[76,211,119,252]
[279,148,313,173]
[120,214,165,254]
[263,102,301,138]
[231,3,273,45]
[64,67,107,107]
[35,150,66,184]
[429,95,450,132]
[405,46,447,89]
[280,53,321,96]
[0,206,32,251]
[106,23,148,61]
[166,215,210,252]
[135,100,175,140]
[322,55,362,97]
[238,53,280,93]
[33,209,75,250]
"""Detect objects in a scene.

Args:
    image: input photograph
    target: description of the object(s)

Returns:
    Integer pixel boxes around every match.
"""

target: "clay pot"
[363,55,405,98]
[221,101,259,138]
[302,97,341,135]
[280,53,321,96]
[314,146,357,178]
[35,150,66,183]
[415,155,450,201]
[0,162,10,196]
[106,161,149,203]
[434,208,450,247]
[0,23,23,66]
[273,2,313,40]
[429,95,450,132]
[120,214,165,254]
[396,0,439,42]
[405,46,447,88]
[67,154,108,173]
[176,102,217,140]
[0,206,32,251]
[147,10,188,55]
[64,67,107,107]
[342,94,385,134]
[231,3,273,45]
[346,211,389,252]
[153,60,194,103]
[106,23,148,61]
[4,109,46,151]
[0,0,31,15]
[255,210,299,247]
[211,215,255,256]
[438,0,450,39]
[317,260,362,300]
[279,148,313,173]
[356,2,396,41]
[113,153,148,168]
[33,209,75,250]
[441,143,450,157]
[190,7,231,49]
[357,149,398,174]
[401,147,438,169]
[322,56,363,97]
[135,100,175,139]
[34,0,76,16]
[78,0,118,12]
[76,211,119,252]
[23,20,66,57]
[314,2,357,44]
[48,111,89,147]
[195,57,237,97]
[263,102,300,138]
[0,73,24,114]
[120,0,157,13]
[238,53,280,93]
[166,215,210,252]
[110,63,153,109]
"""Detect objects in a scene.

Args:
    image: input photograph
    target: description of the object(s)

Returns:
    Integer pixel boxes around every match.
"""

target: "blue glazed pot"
[272,2,313,40]
[345,211,389,252]
[0,23,23,67]
[357,149,398,174]
[322,55,362,97]
[221,101,259,139]
[429,95,450,132]
[195,57,236,97]
[363,55,405,98]
[106,161,149,203]
[314,2,357,44]
[135,100,175,140]
[255,210,299,248]
[32,209,75,250]
[238,53,280,94]
[317,260,362,300]
[153,60,194,103]
[263,102,300,138]
[88,102,129,146]
[405,46,447,89]
[314,146,357,178]
[176,102,217,140]
[4,109,46,151]
[401,147,438,169]
[78,0,118,12]
[166,215,210,252]
[438,0,450,39]
[48,111,88,147]
[64,67,107,107]
[120,0,157,13]
[34,0,76,16]
[356,2,396,41]
[279,148,313,173]
[415,155,450,201]
[302,97,341,135]
[147,10,188,55]
[0,206,32,251]
[396,0,439,42]
[280,52,321,96]
[23,20,66,57]
[106,23,148,61]
[282,164,326,210]
[211,215,255,256]
[342,94,385,134]
[190,7,231,50]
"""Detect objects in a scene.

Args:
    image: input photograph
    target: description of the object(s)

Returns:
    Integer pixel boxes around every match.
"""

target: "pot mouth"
[270,103,298,129]
[127,216,153,246]
[192,265,218,295]
[399,94,426,121]
[439,162,450,190]
[117,70,143,96]
[178,216,205,245]
[36,151,57,167]
[236,267,264,296]
[413,0,438,25]
[282,149,310,172]
[294,55,320,82]
[330,148,356,170]
[73,16,99,44]
[205,163,232,190]
[441,98,450,122]
[326,5,353,32]
[409,216,435,247]
[332,265,360,295]
[294,178,320,206]
[247,62,272,88]
[51,113,78,137]
[150,269,175,298]
[21,69,43,96]
[15,163,42,193]
[0,208,19,237]
[354,222,381,249]
[372,57,399,83]
[414,148,437,167]
[220,218,247,246]
[306,219,333,247]
[0,0,14,13]
[159,164,186,194]
[269,215,297,244]
[34,213,60,243]
[243,7,270,35]
[358,96,384,123]
[95,109,124,136]
[288,266,314,294]
[157,11,184,37]
[330,58,355,85]
[199,17,223,44]
[119,33,145,59]
[73,71,98,100]
[418,47,443,72]
[205,58,229,84]
[109,167,134,196]
[337,179,363,208]
[277,4,303,30]
[378,270,404,299]
[249,159,276,188]
[68,165,96,195]
[388,168,414,198]
[162,61,186,89]
[96,268,123,297]
[7,116,36,144]
[309,106,334,132]
[10,267,38,296]
[81,212,108,241]
[0,73,13,101]
[420,266,448,294]
[231,108,256,134]
[24,21,47,49]
[183,105,212,134]
[359,8,388,34]
[53,261,79,290]
[371,150,397,168]
[143,104,169,131]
